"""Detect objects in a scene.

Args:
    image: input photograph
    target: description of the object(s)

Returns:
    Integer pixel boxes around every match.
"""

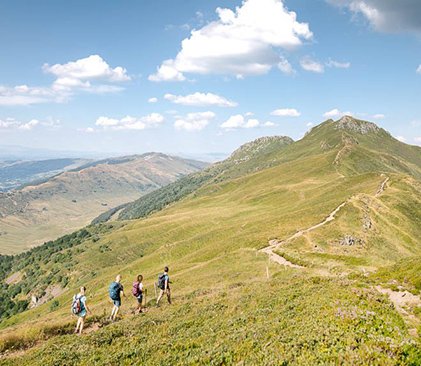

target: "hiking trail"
[261,176,389,268]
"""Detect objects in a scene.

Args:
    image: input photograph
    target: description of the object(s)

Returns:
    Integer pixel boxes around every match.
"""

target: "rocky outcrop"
[334,116,381,135]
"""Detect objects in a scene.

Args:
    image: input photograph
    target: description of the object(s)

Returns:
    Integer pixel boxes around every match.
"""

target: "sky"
[0,0,421,157]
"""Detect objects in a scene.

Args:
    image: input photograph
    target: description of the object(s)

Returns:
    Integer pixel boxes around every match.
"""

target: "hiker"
[109,275,126,320]
[72,286,91,335]
[132,274,145,314]
[156,266,171,307]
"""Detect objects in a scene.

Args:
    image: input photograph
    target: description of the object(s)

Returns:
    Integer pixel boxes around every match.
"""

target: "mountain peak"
[230,136,294,162]
[334,116,381,135]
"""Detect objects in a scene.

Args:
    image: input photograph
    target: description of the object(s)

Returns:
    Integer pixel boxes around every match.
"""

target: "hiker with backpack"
[109,275,126,321]
[72,286,91,335]
[132,274,146,314]
[156,266,171,307]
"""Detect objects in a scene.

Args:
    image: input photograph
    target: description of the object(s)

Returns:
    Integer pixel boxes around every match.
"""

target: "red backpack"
[132,281,140,297]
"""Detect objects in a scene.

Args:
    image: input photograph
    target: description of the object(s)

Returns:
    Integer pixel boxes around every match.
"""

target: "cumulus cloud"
[174,111,217,131]
[326,0,421,34]
[326,59,351,68]
[271,108,301,117]
[149,0,313,81]
[322,109,353,118]
[414,137,421,143]
[300,57,325,73]
[396,136,406,142]
[307,122,314,127]
[148,97,158,103]
[417,65,421,74]
[372,113,385,119]
[221,114,261,129]
[164,92,238,107]
[0,55,129,106]
[95,113,164,131]
[43,55,131,84]
[278,56,297,75]
[0,116,60,131]
[264,121,276,126]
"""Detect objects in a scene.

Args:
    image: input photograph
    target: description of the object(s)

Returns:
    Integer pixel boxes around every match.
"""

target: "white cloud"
[300,57,325,73]
[323,109,353,118]
[43,55,131,84]
[164,92,238,107]
[414,137,421,143]
[221,114,261,129]
[307,122,314,127]
[149,0,313,81]
[0,117,59,131]
[174,111,217,131]
[278,56,297,75]
[148,97,158,103]
[271,108,301,117]
[396,136,406,142]
[78,127,95,133]
[416,65,421,74]
[95,113,164,131]
[0,55,129,106]
[326,59,351,68]
[372,113,385,119]
[264,121,276,126]
[149,61,187,82]
[326,0,421,34]
[245,112,254,117]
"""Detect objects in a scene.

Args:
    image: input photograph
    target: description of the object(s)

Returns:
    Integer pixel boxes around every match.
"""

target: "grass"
[1,118,421,364]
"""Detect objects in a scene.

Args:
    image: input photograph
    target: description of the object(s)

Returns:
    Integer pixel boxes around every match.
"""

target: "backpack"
[109,282,120,300]
[157,274,166,290]
[132,281,140,297]
[71,294,82,315]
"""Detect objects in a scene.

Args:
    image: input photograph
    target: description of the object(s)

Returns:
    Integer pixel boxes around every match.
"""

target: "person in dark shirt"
[109,274,126,320]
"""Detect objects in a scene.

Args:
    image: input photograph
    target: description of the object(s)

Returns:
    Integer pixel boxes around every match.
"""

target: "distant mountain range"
[0,153,208,254]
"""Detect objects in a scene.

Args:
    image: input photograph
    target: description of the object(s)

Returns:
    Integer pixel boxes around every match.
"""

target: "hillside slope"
[1,117,421,365]
[0,158,91,191]
[0,153,208,254]
[94,135,294,223]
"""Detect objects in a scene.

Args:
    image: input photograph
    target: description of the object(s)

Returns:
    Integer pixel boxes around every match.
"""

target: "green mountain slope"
[0,153,208,254]
[1,117,421,365]
[96,135,293,222]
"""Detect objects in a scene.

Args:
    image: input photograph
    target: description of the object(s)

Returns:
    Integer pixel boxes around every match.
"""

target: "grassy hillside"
[0,154,207,254]
[1,117,421,365]
[98,136,294,222]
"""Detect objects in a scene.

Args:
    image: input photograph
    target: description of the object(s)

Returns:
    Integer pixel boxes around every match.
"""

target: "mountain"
[0,158,92,191]
[94,135,294,223]
[0,153,208,254]
[1,117,421,364]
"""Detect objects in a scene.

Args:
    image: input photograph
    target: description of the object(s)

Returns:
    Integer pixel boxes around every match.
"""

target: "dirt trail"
[375,286,421,337]
[376,176,389,197]
[261,176,389,268]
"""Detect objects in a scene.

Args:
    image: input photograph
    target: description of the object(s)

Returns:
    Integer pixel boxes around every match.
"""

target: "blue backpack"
[109,282,120,300]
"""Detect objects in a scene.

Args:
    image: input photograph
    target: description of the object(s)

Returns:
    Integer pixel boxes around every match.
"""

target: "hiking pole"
[154,282,157,298]
[144,289,147,312]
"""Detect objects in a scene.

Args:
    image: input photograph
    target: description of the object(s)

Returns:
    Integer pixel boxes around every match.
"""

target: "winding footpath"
[260,176,390,268]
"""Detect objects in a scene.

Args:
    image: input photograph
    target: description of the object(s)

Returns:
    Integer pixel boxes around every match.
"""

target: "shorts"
[136,294,143,303]
[112,298,121,307]
[77,309,87,317]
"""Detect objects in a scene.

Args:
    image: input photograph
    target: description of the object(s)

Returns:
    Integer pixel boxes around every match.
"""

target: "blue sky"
[0,0,420,157]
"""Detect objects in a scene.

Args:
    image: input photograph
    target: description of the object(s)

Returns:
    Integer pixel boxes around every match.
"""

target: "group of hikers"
[71,266,171,334]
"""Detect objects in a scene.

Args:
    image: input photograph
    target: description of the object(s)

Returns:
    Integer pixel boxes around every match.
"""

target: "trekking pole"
[154,282,157,298]
[144,289,147,312]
